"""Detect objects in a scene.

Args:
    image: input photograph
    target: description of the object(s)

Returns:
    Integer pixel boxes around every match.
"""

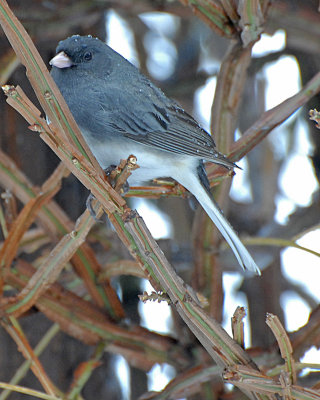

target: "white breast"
[81,130,199,185]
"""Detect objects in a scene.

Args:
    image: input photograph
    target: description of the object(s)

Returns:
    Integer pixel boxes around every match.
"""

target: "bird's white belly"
[82,133,197,185]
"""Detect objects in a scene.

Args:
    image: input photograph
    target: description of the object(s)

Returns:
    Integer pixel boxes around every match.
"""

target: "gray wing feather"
[74,81,235,168]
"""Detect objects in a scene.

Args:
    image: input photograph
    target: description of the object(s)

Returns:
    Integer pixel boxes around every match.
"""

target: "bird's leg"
[86,156,138,220]
[86,193,101,221]
[85,165,117,221]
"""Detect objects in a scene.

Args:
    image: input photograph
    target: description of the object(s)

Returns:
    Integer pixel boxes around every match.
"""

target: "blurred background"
[0,1,320,399]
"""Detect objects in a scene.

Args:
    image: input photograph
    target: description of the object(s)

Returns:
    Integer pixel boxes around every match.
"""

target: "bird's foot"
[86,156,139,219]
[86,193,103,221]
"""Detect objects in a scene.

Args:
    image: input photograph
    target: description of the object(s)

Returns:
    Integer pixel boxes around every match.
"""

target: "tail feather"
[178,171,261,275]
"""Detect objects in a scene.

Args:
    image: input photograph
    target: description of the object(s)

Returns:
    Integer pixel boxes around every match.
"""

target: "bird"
[49,35,261,275]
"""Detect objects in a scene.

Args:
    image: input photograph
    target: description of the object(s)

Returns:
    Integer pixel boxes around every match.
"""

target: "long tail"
[177,169,261,275]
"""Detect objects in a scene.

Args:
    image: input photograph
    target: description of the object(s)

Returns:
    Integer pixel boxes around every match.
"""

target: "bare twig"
[232,306,246,348]
[0,324,60,400]
[224,365,320,400]
[266,313,297,385]
[0,317,60,396]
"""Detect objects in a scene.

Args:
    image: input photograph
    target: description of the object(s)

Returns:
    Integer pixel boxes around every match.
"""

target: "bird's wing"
[132,104,235,168]
[80,84,235,168]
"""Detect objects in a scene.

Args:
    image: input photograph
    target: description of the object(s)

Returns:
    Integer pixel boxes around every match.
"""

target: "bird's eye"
[83,51,92,61]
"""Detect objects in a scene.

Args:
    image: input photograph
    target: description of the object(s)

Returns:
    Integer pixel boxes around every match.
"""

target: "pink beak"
[49,51,73,68]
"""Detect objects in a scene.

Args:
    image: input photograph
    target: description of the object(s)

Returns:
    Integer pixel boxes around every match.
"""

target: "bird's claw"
[86,192,103,221]
[85,158,137,219]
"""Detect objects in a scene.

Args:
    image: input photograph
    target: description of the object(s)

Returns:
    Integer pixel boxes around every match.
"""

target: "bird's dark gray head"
[50,35,133,78]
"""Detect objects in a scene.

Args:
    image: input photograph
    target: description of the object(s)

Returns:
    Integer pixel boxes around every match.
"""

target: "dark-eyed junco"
[50,35,260,275]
